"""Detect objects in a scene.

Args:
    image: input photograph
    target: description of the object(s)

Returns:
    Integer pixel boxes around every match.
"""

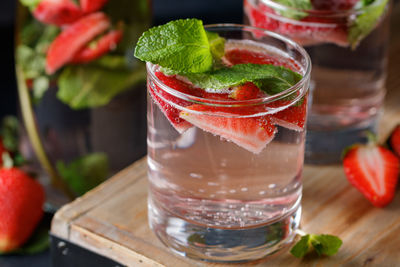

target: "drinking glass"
[244,0,391,163]
[15,0,151,204]
[146,24,311,262]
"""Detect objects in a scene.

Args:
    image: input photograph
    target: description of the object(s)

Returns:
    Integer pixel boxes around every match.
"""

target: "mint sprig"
[185,63,302,95]
[290,234,342,258]
[134,19,216,74]
[348,0,389,49]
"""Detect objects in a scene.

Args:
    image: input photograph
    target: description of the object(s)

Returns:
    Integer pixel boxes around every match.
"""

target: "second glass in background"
[244,0,391,163]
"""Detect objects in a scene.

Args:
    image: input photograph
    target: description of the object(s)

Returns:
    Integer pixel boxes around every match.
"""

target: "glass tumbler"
[244,0,391,163]
[146,24,311,262]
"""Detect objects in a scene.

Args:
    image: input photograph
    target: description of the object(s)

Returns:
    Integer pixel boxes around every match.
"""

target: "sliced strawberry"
[80,0,108,13]
[149,72,205,133]
[180,104,276,154]
[230,82,264,100]
[343,144,400,207]
[271,95,308,131]
[387,125,400,158]
[45,12,110,74]
[71,30,123,63]
[33,0,83,26]
[244,0,349,47]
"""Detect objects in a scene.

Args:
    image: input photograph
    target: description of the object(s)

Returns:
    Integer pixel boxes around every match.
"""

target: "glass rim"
[146,23,311,108]
[256,0,382,17]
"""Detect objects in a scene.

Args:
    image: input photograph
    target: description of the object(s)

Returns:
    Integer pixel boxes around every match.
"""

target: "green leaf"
[16,45,46,79]
[56,153,110,196]
[310,234,343,256]
[1,116,20,153]
[206,31,226,62]
[348,0,389,49]
[19,0,41,10]
[33,76,49,102]
[272,0,312,20]
[290,234,311,258]
[290,233,342,258]
[185,63,302,94]
[57,64,145,109]
[134,19,214,73]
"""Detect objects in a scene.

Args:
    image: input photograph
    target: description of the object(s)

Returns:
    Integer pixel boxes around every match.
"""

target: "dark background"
[0,0,242,266]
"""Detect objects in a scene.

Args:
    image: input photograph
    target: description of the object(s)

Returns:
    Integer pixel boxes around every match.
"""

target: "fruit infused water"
[135,20,310,262]
[244,0,391,163]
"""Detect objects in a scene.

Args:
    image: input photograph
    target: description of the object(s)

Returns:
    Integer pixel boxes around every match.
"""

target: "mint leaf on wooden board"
[56,153,109,196]
[134,19,214,74]
[348,0,389,49]
[185,63,302,94]
[290,234,342,258]
[57,64,145,109]
[273,0,312,20]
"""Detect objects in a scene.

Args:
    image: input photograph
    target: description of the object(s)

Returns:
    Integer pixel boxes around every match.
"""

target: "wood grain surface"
[51,6,400,267]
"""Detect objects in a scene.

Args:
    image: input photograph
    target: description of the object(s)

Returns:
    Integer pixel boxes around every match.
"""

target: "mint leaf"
[290,234,342,258]
[57,64,145,109]
[348,0,389,49]
[56,153,110,196]
[273,0,312,20]
[310,234,343,256]
[33,76,49,102]
[206,31,225,62]
[134,19,214,73]
[290,234,311,258]
[185,63,302,94]
[16,45,46,79]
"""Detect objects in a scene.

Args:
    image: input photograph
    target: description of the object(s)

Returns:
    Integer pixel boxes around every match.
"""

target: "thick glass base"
[148,198,301,263]
[305,118,378,164]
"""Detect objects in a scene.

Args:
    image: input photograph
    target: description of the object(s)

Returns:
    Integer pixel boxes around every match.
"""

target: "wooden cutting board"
[51,8,400,267]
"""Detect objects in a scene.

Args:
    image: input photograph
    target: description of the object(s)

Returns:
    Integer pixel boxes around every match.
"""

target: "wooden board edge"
[69,223,165,267]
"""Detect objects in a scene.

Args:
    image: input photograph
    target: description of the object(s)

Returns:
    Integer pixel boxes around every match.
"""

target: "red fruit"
[311,0,359,10]
[46,12,110,74]
[0,168,45,252]
[80,0,108,13]
[33,0,83,26]
[71,30,123,63]
[180,104,276,154]
[244,0,279,32]
[271,95,308,131]
[230,82,264,100]
[387,125,400,157]
[149,72,205,133]
[343,144,400,208]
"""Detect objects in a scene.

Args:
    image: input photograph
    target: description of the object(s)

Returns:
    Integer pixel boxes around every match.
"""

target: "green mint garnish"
[19,0,41,10]
[185,63,302,95]
[206,31,226,64]
[134,19,219,74]
[290,234,343,258]
[348,0,389,49]
[272,0,312,20]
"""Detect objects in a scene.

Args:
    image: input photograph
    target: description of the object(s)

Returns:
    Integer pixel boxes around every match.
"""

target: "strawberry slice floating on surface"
[271,95,308,131]
[45,12,110,74]
[387,125,400,158]
[343,141,400,208]
[0,168,45,252]
[71,30,123,63]
[180,104,277,154]
[80,0,109,13]
[33,0,83,26]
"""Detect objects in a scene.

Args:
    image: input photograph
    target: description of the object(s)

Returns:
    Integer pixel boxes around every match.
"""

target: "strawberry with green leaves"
[343,133,400,207]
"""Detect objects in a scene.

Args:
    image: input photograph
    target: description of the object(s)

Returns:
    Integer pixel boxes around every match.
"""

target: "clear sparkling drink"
[244,0,391,163]
[146,25,311,262]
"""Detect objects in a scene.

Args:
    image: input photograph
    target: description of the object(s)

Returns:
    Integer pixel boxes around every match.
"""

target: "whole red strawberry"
[343,137,400,208]
[0,168,45,252]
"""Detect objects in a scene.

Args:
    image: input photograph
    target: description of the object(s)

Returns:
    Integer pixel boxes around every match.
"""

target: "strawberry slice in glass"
[80,0,109,13]
[33,0,83,26]
[45,12,110,74]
